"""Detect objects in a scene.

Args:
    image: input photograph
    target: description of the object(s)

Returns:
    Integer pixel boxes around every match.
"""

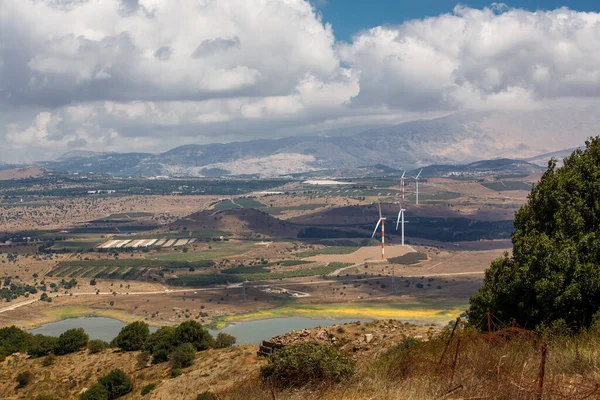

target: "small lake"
[212,317,366,345]
[29,317,158,342]
[28,317,365,344]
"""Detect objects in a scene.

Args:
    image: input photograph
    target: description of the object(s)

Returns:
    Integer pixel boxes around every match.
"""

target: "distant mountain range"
[36,108,595,177]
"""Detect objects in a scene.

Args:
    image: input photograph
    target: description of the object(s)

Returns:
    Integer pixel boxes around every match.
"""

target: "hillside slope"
[169,208,299,238]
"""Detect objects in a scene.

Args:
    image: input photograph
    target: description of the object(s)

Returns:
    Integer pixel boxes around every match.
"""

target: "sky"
[2,0,600,162]
[317,0,600,40]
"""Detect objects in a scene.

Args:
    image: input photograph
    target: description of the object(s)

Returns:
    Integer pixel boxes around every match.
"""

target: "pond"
[28,316,366,344]
[29,317,158,342]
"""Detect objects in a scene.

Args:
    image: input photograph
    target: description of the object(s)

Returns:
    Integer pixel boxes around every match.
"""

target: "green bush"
[260,343,355,388]
[171,368,182,378]
[145,326,177,363]
[55,328,89,355]
[28,334,58,357]
[79,383,109,400]
[0,326,31,357]
[169,343,196,369]
[112,321,149,351]
[173,321,215,351]
[215,332,236,348]
[16,370,34,387]
[141,383,156,396]
[42,353,56,367]
[97,369,133,399]
[88,339,108,354]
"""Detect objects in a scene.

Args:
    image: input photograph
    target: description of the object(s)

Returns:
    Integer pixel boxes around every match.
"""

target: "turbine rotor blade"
[378,201,382,219]
[416,168,423,179]
[372,218,382,238]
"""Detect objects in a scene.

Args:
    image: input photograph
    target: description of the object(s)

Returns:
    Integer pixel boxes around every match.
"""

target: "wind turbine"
[414,169,423,205]
[371,200,386,260]
[395,202,406,246]
[400,171,406,201]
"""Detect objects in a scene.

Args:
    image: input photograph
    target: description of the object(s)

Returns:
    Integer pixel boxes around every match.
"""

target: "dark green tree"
[173,321,214,351]
[144,326,177,363]
[469,137,600,330]
[0,326,32,357]
[97,369,132,399]
[28,334,58,358]
[79,383,109,400]
[112,321,149,351]
[55,328,89,355]
[169,343,196,369]
[214,332,236,348]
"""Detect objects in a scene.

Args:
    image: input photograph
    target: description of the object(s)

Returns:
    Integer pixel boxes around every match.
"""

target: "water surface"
[28,316,365,344]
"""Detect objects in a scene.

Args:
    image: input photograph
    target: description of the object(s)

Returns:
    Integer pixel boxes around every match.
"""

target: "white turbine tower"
[371,200,386,260]
[395,202,406,246]
[400,170,406,201]
[414,169,423,205]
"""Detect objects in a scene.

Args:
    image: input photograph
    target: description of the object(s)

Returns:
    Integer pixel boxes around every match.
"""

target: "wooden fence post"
[439,317,460,365]
[450,337,461,384]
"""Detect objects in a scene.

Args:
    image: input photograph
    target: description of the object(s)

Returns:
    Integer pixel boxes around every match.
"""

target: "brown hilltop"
[170,208,299,238]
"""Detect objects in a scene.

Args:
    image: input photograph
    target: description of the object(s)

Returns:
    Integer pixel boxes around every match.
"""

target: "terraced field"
[48,259,215,280]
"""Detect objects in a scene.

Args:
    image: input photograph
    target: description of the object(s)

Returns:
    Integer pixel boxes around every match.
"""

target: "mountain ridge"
[39,108,597,177]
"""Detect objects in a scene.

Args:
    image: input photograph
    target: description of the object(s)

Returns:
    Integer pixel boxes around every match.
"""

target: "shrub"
[0,326,31,357]
[141,383,156,396]
[112,321,149,351]
[171,368,182,378]
[55,328,89,355]
[260,343,355,388]
[152,348,170,364]
[79,383,109,400]
[215,332,236,348]
[145,326,177,363]
[169,343,196,369]
[173,321,215,350]
[28,334,58,357]
[42,353,56,367]
[136,351,151,369]
[97,369,133,399]
[88,339,108,354]
[17,370,34,387]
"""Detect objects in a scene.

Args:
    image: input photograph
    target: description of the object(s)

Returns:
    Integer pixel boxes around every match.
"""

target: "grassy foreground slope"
[2,320,600,399]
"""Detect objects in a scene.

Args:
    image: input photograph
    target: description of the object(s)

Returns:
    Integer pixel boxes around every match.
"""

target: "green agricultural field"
[221,266,270,274]
[213,200,239,210]
[234,197,266,208]
[167,262,349,287]
[387,252,428,265]
[192,230,231,238]
[269,260,314,267]
[294,246,359,258]
[418,191,462,201]
[154,241,256,262]
[482,181,533,191]
[48,259,215,280]
[263,203,328,215]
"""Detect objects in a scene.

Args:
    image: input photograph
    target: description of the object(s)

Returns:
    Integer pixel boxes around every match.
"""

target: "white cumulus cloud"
[1,1,600,162]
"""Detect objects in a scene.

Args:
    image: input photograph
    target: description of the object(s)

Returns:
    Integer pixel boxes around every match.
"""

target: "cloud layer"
[2,1,600,161]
